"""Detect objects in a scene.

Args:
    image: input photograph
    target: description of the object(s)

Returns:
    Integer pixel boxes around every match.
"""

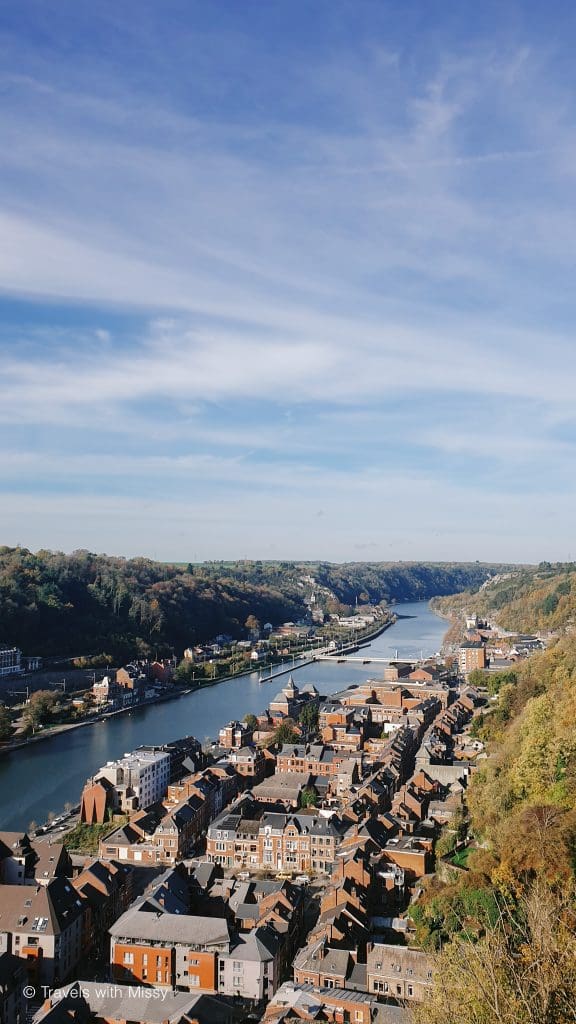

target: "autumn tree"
[414,881,576,1024]
[245,614,261,635]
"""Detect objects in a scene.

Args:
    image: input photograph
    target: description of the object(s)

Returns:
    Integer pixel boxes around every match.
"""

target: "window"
[408,986,414,997]
[355,1013,363,1022]
[189,974,200,987]
[123,952,134,965]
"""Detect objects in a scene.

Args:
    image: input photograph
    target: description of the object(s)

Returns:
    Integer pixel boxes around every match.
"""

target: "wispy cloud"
[1,3,576,559]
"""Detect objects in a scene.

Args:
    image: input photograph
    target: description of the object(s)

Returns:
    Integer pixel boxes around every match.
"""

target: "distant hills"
[0,547,510,661]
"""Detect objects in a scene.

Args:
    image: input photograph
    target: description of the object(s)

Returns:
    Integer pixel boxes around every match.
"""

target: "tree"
[23,690,56,730]
[468,668,488,688]
[244,713,258,731]
[300,786,318,808]
[0,703,13,741]
[542,593,559,616]
[175,659,197,684]
[245,614,261,635]
[414,881,576,1024]
[273,719,299,746]
[299,703,319,735]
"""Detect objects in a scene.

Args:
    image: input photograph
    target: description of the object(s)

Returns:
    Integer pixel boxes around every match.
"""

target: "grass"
[61,814,129,855]
[451,847,472,869]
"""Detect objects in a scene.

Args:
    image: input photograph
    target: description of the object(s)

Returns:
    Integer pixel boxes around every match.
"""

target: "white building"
[0,647,21,678]
[218,926,279,1002]
[96,750,170,812]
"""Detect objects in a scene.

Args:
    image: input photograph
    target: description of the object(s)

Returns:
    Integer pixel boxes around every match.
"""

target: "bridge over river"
[0,600,448,830]
[316,654,404,664]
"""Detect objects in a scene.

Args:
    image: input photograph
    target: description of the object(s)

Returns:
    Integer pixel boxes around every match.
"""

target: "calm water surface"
[0,601,447,830]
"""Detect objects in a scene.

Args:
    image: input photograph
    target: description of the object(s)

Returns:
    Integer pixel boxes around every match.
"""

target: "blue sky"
[2,0,576,562]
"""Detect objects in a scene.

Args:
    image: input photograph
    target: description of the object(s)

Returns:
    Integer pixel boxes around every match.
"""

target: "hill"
[414,571,576,1021]
[432,562,576,635]
[0,547,503,660]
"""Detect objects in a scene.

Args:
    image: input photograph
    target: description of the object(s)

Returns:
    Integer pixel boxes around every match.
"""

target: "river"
[0,600,447,830]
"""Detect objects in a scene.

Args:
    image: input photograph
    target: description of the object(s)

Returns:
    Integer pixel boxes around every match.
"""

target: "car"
[295,874,310,884]
[237,871,250,881]
[276,872,292,880]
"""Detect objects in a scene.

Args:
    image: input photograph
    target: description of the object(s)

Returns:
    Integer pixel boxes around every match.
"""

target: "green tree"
[23,690,56,730]
[174,659,197,684]
[542,592,559,616]
[244,713,258,730]
[468,668,487,688]
[299,703,319,735]
[300,787,318,808]
[0,703,13,741]
[273,718,299,745]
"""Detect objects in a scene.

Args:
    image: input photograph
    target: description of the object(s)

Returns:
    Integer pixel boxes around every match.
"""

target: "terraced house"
[207,808,346,874]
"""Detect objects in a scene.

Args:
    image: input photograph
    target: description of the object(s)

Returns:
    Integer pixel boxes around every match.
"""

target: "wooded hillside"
[0,547,499,659]
[433,562,576,634]
[416,572,576,1022]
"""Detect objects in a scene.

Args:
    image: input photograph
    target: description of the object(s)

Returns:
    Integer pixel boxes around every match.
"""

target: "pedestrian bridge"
[315,654,401,664]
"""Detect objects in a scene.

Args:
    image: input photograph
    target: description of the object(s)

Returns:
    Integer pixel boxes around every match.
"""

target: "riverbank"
[428,598,464,653]
[0,601,448,831]
[0,615,404,759]
[0,685,189,757]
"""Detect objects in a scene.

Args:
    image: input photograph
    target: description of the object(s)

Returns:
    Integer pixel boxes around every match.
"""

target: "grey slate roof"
[0,877,83,936]
[230,924,279,961]
[110,905,231,947]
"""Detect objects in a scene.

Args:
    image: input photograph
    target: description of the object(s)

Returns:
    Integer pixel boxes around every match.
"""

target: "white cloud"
[2,24,576,557]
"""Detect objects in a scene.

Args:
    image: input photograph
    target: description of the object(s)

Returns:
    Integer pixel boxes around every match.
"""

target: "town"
[0,604,535,1024]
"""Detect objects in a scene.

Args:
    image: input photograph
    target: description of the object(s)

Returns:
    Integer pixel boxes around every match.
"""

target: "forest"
[432,562,576,635]
[0,546,499,660]
[415,569,576,1023]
